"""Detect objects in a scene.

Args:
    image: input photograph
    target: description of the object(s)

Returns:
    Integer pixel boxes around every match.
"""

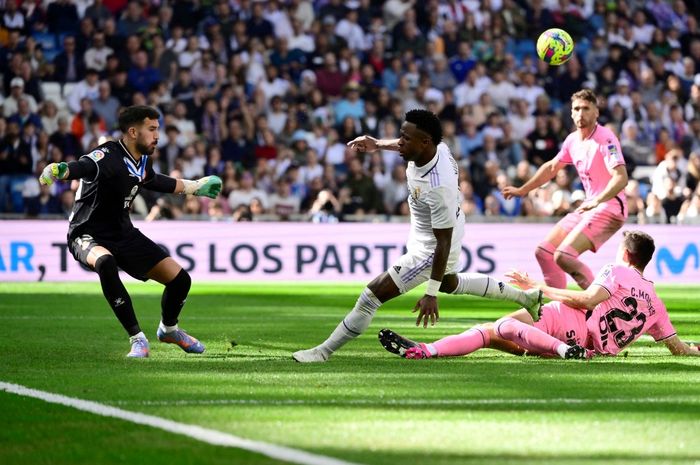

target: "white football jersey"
[405,142,464,255]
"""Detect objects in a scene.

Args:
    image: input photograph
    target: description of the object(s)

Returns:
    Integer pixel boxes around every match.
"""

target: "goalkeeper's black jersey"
[67,140,156,240]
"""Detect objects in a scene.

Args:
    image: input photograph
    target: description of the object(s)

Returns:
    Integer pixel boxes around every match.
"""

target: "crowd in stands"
[0,0,699,224]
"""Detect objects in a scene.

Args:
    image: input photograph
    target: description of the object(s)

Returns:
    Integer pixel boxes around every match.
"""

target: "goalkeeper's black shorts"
[68,229,169,281]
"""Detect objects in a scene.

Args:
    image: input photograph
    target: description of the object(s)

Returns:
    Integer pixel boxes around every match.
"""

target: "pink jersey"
[555,124,627,218]
[586,264,676,355]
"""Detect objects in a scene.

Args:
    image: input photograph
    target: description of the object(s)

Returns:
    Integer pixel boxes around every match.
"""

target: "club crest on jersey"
[412,187,421,200]
[87,150,105,162]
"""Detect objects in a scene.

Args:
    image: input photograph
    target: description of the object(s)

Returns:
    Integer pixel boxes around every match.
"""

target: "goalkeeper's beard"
[135,141,157,155]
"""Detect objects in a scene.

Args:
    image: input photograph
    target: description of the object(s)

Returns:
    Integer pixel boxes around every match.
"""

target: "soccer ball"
[536,28,575,66]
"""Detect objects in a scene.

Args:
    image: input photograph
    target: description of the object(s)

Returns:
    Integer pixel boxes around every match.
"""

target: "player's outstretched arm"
[39,162,69,185]
[502,159,565,199]
[143,174,223,199]
[347,135,401,152]
[506,270,609,310]
[662,336,700,356]
[179,176,223,199]
[39,158,98,185]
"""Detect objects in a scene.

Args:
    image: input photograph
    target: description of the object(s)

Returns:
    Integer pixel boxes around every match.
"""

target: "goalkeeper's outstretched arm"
[39,159,97,185]
[144,173,223,199]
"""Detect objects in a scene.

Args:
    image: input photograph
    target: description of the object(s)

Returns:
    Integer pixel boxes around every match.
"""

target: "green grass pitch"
[1,282,700,465]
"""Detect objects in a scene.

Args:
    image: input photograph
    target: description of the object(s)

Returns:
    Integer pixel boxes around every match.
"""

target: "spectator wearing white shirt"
[454,69,484,108]
[335,8,367,51]
[2,0,24,31]
[291,0,315,31]
[265,0,293,39]
[509,98,536,140]
[228,171,269,211]
[516,72,545,114]
[652,149,687,201]
[608,77,633,111]
[299,148,324,184]
[84,32,113,72]
[3,77,38,118]
[487,69,516,111]
[258,64,291,107]
[178,36,201,69]
[631,10,655,45]
[67,69,100,114]
[166,26,187,53]
[288,17,315,53]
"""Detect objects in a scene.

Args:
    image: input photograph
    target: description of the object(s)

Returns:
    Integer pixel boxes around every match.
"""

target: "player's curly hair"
[405,109,442,146]
[118,105,161,133]
[623,230,655,270]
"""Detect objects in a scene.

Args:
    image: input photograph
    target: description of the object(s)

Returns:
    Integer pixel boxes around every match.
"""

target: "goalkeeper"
[39,105,222,358]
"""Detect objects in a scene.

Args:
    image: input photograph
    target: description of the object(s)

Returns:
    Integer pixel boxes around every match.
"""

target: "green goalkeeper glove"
[39,162,69,186]
[192,175,222,198]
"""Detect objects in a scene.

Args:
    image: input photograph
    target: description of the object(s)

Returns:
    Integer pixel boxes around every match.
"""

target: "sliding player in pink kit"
[379,230,700,360]
[503,89,628,290]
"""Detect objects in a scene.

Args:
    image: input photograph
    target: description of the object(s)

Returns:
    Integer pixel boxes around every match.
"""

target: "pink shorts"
[535,301,589,348]
[556,208,625,252]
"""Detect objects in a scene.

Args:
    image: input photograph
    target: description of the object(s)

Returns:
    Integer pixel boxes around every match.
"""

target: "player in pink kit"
[503,89,628,290]
[379,231,700,360]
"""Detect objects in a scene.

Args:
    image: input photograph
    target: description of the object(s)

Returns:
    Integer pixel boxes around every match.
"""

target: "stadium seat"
[41,81,62,102]
[62,82,77,100]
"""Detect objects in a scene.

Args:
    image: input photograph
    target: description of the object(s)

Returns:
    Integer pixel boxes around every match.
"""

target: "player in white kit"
[293,110,542,363]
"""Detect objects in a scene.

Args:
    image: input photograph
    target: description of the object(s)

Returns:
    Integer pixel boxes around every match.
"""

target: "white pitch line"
[111,396,700,407]
[0,381,364,465]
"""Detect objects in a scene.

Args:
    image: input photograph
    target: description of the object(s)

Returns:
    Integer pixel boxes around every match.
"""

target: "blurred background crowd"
[0,0,699,224]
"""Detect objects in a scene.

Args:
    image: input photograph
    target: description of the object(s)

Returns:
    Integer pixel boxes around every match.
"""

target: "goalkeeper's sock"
[451,273,531,307]
[317,288,382,357]
[495,317,564,356]
[95,255,140,336]
[432,326,491,357]
[160,268,191,327]
[158,321,178,333]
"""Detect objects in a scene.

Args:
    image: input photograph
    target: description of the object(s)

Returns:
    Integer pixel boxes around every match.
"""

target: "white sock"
[317,288,382,356]
[130,331,147,342]
[451,273,530,306]
[556,343,569,359]
[159,321,178,333]
[425,343,438,356]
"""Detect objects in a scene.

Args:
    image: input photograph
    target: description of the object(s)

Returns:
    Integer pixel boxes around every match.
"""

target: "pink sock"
[495,317,562,355]
[432,327,491,357]
[555,245,594,289]
[536,242,567,288]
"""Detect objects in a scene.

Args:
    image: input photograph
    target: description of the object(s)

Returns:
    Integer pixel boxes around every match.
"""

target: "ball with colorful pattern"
[536,28,575,66]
